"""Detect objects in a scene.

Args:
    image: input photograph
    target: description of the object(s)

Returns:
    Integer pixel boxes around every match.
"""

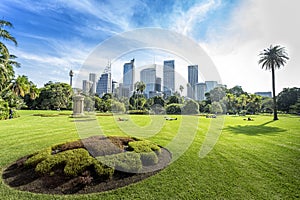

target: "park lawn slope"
[0,110,299,199]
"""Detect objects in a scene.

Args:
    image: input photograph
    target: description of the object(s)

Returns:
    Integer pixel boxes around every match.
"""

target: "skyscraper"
[195,83,207,101]
[82,80,92,94]
[96,73,110,97]
[163,60,175,94]
[188,65,198,86]
[123,59,135,93]
[155,77,161,92]
[89,73,97,94]
[188,65,198,99]
[140,65,156,98]
[205,81,218,93]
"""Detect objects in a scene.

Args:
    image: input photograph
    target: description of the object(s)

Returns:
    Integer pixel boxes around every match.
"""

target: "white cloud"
[172,0,221,36]
[201,0,300,94]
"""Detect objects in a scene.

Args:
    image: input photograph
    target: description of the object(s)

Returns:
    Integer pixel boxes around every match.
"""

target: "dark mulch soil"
[2,136,172,195]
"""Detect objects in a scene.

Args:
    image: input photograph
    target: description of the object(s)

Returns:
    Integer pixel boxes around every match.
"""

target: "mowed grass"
[0,110,299,199]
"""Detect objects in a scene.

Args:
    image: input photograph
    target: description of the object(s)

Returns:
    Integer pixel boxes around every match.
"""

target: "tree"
[277,87,300,112]
[35,82,73,110]
[0,20,17,64]
[134,81,146,95]
[10,75,30,97]
[289,98,300,114]
[259,45,289,120]
[166,103,181,114]
[209,87,226,102]
[0,20,19,93]
[167,95,180,105]
[228,86,246,97]
[211,101,223,114]
[182,99,199,114]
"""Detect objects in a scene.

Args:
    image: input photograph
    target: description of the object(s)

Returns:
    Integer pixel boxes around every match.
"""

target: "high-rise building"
[163,60,175,94]
[188,65,198,99]
[140,65,156,98]
[255,92,272,98]
[82,80,92,94]
[123,59,135,93]
[155,77,161,92]
[195,83,207,101]
[112,80,118,94]
[96,73,110,97]
[188,65,198,86]
[89,73,97,94]
[205,81,218,93]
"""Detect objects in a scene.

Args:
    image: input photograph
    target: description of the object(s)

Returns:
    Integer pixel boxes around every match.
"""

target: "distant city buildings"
[82,58,223,101]
[194,83,207,101]
[82,80,92,94]
[187,65,198,99]
[89,73,97,94]
[96,73,110,97]
[163,60,175,95]
[255,91,272,98]
[140,65,156,98]
[205,81,218,93]
[122,59,135,96]
[155,77,161,92]
[95,62,112,97]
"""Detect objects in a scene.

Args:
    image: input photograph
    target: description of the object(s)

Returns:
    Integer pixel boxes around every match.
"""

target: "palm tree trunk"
[271,66,278,120]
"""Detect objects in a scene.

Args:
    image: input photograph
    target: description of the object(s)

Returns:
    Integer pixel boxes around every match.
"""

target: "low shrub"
[166,103,182,114]
[25,147,52,167]
[97,152,142,173]
[35,148,114,178]
[128,140,161,155]
[140,152,158,166]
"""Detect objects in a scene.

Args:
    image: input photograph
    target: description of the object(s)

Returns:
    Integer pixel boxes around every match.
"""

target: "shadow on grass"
[224,120,287,136]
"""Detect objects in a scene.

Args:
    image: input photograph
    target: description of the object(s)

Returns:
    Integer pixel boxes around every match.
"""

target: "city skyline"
[84,57,226,100]
[3,1,299,95]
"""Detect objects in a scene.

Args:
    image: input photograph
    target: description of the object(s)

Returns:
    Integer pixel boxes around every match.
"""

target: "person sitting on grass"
[118,117,128,121]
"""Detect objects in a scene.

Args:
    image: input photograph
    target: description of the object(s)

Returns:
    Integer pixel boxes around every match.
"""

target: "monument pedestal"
[72,95,84,117]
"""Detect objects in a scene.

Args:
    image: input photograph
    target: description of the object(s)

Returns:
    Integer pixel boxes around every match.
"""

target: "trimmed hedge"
[35,148,113,177]
[140,152,158,166]
[128,140,161,155]
[25,147,52,167]
[127,110,149,115]
[97,152,142,173]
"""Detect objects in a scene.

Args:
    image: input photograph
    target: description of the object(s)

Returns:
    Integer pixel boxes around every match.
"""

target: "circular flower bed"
[2,136,171,194]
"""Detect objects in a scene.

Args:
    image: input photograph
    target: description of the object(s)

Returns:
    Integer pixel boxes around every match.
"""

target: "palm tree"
[258,45,289,120]
[0,20,19,93]
[0,20,17,64]
[11,75,30,97]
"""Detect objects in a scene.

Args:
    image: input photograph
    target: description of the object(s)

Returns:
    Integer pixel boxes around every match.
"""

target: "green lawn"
[0,111,299,199]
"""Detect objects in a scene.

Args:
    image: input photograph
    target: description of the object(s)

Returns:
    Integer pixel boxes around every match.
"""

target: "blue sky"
[1,0,299,94]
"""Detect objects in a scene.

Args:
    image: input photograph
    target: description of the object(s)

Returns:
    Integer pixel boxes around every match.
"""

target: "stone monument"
[72,94,84,117]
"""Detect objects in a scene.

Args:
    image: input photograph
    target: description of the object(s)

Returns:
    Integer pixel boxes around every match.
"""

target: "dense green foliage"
[166,103,182,114]
[36,148,113,177]
[97,152,142,173]
[34,82,73,110]
[277,87,300,113]
[182,99,199,114]
[128,140,161,154]
[140,151,159,166]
